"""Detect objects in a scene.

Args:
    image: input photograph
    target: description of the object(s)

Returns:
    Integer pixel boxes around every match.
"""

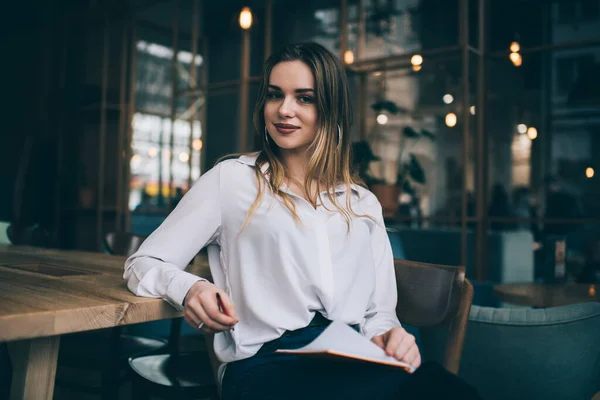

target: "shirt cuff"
[165,270,207,311]
[363,326,394,340]
[361,315,402,339]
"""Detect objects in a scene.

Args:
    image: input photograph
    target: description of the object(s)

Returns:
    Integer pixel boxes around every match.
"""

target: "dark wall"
[203,0,267,168]
[0,0,338,230]
[1,2,63,225]
[0,0,113,240]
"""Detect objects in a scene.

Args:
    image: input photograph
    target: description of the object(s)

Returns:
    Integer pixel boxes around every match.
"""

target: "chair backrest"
[104,232,146,256]
[0,222,10,245]
[459,303,600,400]
[6,223,53,247]
[202,259,474,389]
[394,259,474,374]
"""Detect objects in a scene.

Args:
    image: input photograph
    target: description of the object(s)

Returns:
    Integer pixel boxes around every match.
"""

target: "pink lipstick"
[274,123,300,134]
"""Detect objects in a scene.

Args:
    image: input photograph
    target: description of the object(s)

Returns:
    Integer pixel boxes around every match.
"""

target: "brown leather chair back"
[203,259,474,393]
[394,259,473,374]
[104,232,146,257]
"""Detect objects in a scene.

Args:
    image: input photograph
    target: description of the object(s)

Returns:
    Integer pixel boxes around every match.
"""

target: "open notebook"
[276,320,416,373]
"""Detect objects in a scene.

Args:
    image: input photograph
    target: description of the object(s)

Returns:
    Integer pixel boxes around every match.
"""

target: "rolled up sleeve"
[123,162,223,310]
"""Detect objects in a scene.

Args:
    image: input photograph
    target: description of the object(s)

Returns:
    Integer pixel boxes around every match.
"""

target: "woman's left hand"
[372,327,421,368]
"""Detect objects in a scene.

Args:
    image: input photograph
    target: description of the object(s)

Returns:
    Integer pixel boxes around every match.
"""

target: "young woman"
[124,42,479,400]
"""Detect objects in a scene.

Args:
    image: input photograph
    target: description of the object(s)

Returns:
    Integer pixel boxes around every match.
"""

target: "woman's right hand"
[184,281,239,333]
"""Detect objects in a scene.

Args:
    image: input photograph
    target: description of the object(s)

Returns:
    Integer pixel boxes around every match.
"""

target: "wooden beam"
[97,21,110,250]
[117,22,130,232]
[125,19,138,232]
[239,29,250,152]
[188,0,199,188]
[9,336,60,400]
[168,0,180,203]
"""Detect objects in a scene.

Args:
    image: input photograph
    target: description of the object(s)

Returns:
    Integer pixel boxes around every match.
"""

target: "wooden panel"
[3,263,97,277]
[0,244,210,341]
[0,269,180,341]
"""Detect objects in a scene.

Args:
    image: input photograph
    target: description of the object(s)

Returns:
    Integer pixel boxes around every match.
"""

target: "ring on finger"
[198,321,205,330]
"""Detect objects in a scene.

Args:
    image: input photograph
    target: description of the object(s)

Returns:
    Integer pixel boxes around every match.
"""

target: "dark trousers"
[222,316,482,400]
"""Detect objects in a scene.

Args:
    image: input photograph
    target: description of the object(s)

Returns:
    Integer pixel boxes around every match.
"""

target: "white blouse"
[123,153,401,373]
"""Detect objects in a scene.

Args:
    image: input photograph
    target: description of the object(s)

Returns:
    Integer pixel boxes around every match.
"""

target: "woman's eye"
[266,92,281,100]
[298,95,314,104]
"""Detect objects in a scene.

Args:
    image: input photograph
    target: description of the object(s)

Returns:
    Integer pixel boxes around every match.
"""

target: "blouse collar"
[235,153,360,196]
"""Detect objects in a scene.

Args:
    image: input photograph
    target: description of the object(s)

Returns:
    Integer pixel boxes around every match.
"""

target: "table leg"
[8,336,60,400]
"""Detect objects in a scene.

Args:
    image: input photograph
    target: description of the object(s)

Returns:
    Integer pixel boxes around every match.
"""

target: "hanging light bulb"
[586,167,595,178]
[509,40,522,67]
[410,54,423,66]
[445,112,457,127]
[344,50,355,64]
[443,94,454,104]
[179,152,190,163]
[514,54,522,66]
[527,127,538,140]
[239,7,253,30]
[192,138,203,151]
[510,52,522,67]
[470,105,476,115]
[130,154,142,169]
[517,124,527,134]
[376,113,388,125]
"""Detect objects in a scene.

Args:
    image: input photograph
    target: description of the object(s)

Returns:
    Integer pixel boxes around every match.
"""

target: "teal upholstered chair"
[387,230,406,260]
[459,303,600,400]
[0,221,10,245]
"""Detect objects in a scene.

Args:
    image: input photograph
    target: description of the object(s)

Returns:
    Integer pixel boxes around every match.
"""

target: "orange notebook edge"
[275,349,416,373]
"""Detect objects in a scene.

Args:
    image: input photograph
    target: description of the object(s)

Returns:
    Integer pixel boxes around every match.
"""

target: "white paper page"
[277,320,416,372]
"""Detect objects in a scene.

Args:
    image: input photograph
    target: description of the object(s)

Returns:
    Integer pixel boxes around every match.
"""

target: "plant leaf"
[408,154,426,184]
[395,174,414,193]
[371,100,399,114]
[402,180,414,194]
[403,126,420,138]
[421,129,435,140]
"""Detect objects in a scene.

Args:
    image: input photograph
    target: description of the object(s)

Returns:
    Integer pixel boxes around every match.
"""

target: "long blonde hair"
[242,42,366,231]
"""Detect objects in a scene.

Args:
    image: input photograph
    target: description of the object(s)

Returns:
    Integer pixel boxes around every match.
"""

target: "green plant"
[369,95,435,188]
[350,140,386,186]
[396,126,434,192]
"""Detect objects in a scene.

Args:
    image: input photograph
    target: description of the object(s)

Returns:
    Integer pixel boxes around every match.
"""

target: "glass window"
[129,113,202,211]
[581,0,600,19]
[557,2,577,22]
[555,54,595,97]
[556,56,576,96]
[272,0,341,55]
[130,28,204,212]
[135,38,204,117]
[345,0,459,63]
[557,0,600,23]
[353,55,471,221]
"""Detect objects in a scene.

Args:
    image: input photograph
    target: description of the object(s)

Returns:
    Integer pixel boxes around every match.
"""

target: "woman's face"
[264,60,318,154]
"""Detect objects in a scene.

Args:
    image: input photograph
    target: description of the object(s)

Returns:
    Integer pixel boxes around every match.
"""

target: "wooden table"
[494,282,600,308]
[0,244,209,400]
